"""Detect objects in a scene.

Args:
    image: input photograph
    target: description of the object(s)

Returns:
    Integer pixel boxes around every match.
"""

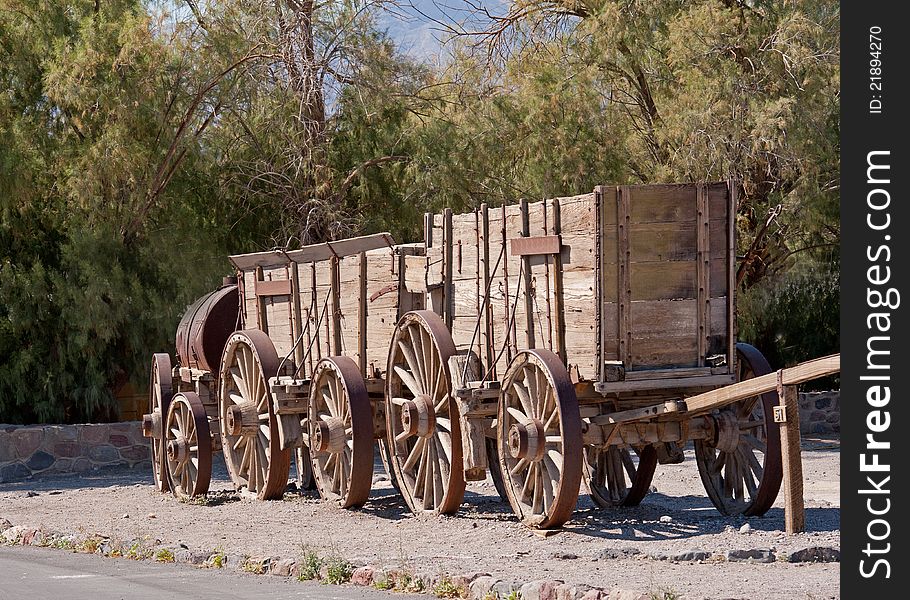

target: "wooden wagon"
[144,180,839,530]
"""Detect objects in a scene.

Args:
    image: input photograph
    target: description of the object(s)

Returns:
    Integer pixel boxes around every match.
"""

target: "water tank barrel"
[175,283,239,373]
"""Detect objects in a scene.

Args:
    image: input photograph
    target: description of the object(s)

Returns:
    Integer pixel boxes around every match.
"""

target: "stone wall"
[0,391,839,484]
[797,391,839,435]
[0,422,148,483]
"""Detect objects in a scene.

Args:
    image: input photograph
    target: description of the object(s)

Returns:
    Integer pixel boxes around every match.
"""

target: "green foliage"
[154,548,175,563]
[433,575,466,598]
[0,0,840,425]
[738,263,839,386]
[322,555,355,585]
[297,546,323,581]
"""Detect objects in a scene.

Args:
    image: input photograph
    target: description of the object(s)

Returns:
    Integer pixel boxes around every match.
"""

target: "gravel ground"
[0,436,840,600]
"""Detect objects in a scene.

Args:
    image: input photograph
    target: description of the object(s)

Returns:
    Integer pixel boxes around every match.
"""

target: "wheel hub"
[312,417,346,453]
[400,394,436,439]
[713,410,741,454]
[167,436,189,463]
[142,409,162,439]
[508,420,546,462]
[226,401,258,436]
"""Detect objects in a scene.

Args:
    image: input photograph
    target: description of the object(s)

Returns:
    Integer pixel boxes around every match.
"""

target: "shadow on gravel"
[565,492,840,540]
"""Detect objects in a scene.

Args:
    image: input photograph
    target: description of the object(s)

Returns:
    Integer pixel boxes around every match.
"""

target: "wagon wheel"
[145,353,173,493]
[164,392,212,499]
[486,437,508,502]
[385,310,465,515]
[219,330,291,500]
[307,357,374,508]
[583,444,658,508]
[498,349,583,529]
[378,438,401,492]
[295,446,316,491]
[694,343,783,516]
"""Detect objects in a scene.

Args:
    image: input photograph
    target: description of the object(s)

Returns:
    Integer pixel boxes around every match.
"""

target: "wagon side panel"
[600,182,732,372]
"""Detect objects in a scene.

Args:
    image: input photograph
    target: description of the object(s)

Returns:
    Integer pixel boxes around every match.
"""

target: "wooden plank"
[617,186,632,366]
[684,354,841,414]
[228,233,394,271]
[255,278,292,297]
[696,183,710,365]
[510,235,562,256]
[255,266,268,333]
[595,374,735,394]
[778,381,805,534]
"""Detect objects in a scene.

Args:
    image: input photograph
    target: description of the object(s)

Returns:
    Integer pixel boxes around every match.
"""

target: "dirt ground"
[0,437,840,600]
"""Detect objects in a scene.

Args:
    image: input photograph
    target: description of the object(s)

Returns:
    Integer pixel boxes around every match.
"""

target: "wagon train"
[143,180,840,529]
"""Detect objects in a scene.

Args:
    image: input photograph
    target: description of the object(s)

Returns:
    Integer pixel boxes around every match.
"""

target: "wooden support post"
[776,373,805,534]
[520,198,535,349]
[696,184,710,366]
[358,252,368,376]
[552,198,567,365]
[290,262,304,370]
[595,186,605,381]
[727,180,737,374]
[255,266,268,334]
[444,208,454,330]
[331,256,342,356]
[617,186,632,368]
[481,204,494,378]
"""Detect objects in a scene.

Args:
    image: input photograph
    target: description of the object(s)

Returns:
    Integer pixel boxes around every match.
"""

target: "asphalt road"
[0,546,422,600]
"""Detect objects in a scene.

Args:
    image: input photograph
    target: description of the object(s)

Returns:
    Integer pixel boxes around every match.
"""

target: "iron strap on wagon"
[142,180,839,532]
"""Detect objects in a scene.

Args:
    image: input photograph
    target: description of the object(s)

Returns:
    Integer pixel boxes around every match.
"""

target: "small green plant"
[649,587,681,600]
[433,576,465,598]
[209,549,226,568]
[373,577,393,591]
[241,558,266,574]
[323,556,354,585]
[155,548,176,563]
[77,537,100,554]
[126,541,150,560]
[483,592,499,600]
[504,591,521,600]
[297,546,323,581]
[50,537,75,550]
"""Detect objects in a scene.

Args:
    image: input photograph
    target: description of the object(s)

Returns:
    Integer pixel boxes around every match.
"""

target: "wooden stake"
[777,374,805,534]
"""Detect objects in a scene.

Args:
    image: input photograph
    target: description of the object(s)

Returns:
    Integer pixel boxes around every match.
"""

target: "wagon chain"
[459,239,508,387]
[480,258,525,384]
[275,285,333,380]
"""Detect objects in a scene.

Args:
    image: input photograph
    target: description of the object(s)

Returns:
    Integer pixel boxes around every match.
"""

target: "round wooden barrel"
[175,280,239,373]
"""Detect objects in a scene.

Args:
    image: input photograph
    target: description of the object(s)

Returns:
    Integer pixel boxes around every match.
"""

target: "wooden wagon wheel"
[146,353,173,493]
[385,310,465,515]
[164,392,212,499]
[378,438,401,492]
[295,446,316,491]
[307,357,374,508]
[583,444,658,508]
[694,343,783,516]
[219,330,291,500]
[498,349,583,528]
[486,437,508,501]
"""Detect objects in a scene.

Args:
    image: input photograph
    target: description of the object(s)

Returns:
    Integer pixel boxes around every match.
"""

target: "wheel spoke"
[394,365,422,398]
[506,406,531,425]
[743,434,767,454]
[403,437,426,471]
